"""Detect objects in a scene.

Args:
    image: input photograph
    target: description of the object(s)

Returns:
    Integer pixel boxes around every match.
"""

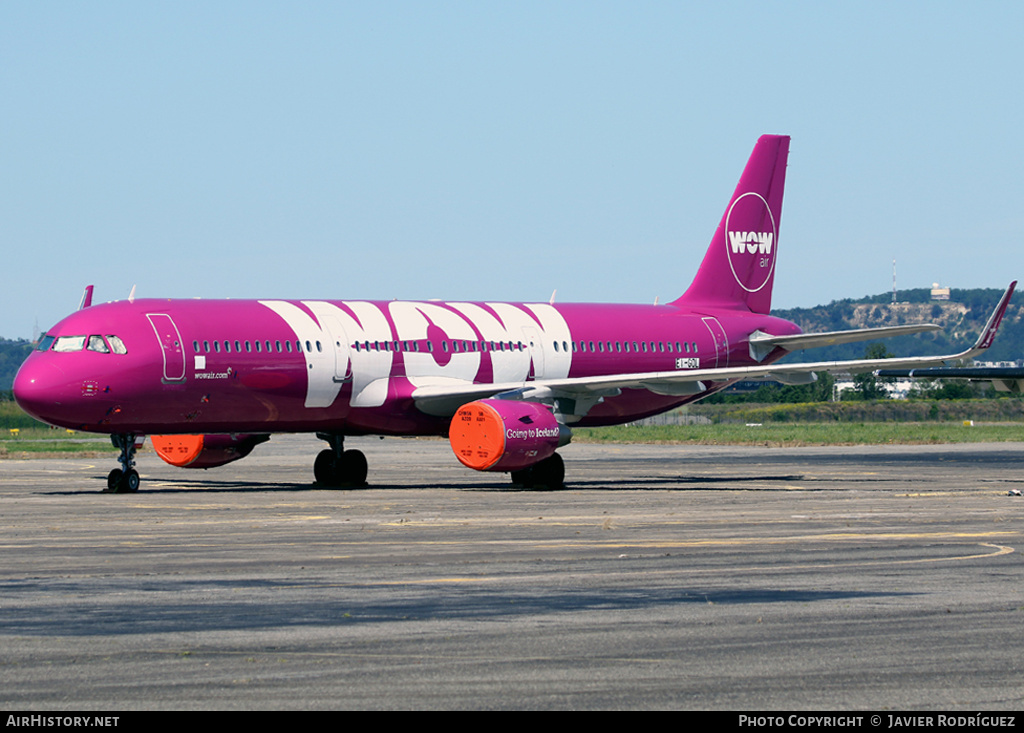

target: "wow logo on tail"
[725,191,777,294]
[672,134,788,314]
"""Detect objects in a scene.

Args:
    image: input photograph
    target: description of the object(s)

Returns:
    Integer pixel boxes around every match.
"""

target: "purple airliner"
[13,136,1016,492]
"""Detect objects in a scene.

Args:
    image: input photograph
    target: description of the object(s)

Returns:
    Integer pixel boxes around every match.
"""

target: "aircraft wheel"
[314,448,367,487]
[106,468,139,493]
[532,453,564,491]
[509,454,564,491]
[106,469,123,492]
[338,450,368,487]
[314,449,336,485]
[510,468,532,488]
[124,469,140,492]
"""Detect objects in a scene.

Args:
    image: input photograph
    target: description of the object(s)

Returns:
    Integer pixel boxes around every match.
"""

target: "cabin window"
[254,341,261,353]
[245,341,252,353]
[235,341,241,353]
[214,341,221,353]
[192,340,199,353]
[316,341,322,353]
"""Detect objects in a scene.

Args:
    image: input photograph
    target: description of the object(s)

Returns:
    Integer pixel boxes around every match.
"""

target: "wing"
[413,282,1016,419]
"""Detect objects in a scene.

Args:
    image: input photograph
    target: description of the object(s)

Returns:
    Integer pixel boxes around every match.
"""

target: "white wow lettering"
[261,301,572,409]
[728,231,774,255]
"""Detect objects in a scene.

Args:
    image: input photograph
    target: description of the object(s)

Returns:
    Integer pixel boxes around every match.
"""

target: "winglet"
[971,281,1016,353]
[78,285,94,310]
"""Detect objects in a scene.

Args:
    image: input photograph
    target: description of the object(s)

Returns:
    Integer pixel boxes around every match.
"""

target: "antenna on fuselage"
[549,289,557,305]
[128,285,136,304]
[79,285,94,310]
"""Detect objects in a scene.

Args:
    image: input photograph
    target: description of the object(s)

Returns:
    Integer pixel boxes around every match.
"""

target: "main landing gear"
[314,432,368,488]
[510,453,565,491]
[106,433,140,493]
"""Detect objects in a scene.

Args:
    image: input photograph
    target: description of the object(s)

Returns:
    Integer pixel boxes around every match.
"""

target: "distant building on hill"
[930,283,950,300]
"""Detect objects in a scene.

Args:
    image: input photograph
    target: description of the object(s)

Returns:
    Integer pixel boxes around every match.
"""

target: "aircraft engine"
[150,434,271,469]
[449,399,570,472]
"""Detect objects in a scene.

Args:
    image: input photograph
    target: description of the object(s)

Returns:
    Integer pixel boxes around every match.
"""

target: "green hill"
[772,287,1023,364]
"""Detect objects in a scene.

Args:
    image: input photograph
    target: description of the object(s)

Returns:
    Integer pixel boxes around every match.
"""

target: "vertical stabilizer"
[672,135,790,314]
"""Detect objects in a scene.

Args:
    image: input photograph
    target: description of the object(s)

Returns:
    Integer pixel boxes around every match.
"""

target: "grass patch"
[574,422,1024,446]
[0,426,112,458]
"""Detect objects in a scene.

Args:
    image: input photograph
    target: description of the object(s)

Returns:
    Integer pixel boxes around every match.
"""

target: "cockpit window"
[106,335,127,354]
[52,336,87,352]
[87,335,110,353]
[36,334,55,351]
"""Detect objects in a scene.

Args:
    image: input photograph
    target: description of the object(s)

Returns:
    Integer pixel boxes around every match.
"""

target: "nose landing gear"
[105,433,140,493]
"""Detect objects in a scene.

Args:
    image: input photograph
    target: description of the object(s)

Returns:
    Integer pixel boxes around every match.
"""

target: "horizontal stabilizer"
[877,367,1024,379]
[748,324,942,362]
[877,366,1024,395]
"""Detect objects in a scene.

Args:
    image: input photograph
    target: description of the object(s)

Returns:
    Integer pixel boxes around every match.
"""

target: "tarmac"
[1,435,1023,710]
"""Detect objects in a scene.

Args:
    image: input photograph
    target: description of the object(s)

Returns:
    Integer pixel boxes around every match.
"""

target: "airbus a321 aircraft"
[13,135,1016,493]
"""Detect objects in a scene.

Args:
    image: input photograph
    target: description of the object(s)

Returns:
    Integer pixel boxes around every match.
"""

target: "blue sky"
[3,1,1021,339]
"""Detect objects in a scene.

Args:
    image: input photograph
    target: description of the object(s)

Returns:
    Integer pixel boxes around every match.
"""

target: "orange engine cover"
[449,400,568,472]
[150,434,270,469]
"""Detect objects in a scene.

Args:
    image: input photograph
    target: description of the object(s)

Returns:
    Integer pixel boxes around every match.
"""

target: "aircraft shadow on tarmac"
[0,576,921,637]
[34,473,832,494]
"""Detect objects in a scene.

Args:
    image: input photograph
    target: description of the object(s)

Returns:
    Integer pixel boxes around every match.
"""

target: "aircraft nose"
[12,359,68,425]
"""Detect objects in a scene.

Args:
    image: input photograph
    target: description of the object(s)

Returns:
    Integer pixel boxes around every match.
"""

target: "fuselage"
[13,297,800,436]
